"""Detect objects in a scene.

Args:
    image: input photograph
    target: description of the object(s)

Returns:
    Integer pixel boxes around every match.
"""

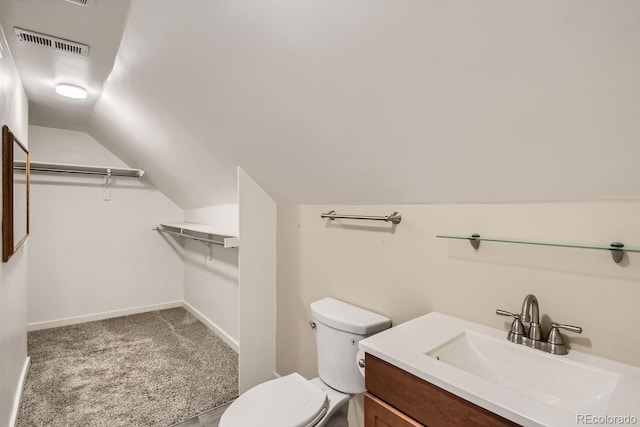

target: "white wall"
[0,23,30,427]
[277,202,640,427]
[238,168,276,393]
[27,126,184,328]
[183,204,239,351]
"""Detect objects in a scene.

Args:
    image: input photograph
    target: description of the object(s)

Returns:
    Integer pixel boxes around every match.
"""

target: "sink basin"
[359,312,640,427]
[426,331,619,414]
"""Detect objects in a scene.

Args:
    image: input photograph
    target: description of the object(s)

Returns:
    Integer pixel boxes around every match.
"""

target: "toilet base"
[309,377,351,427]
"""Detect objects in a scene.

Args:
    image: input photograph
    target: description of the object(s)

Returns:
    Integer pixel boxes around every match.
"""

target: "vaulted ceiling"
[2,0,640,208]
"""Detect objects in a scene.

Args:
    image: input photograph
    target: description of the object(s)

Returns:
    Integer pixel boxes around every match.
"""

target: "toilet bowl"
[219,297,391,427]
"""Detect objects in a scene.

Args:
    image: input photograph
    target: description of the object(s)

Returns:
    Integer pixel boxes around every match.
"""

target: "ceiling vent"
[14,28,90,56]
[65,0,97,6]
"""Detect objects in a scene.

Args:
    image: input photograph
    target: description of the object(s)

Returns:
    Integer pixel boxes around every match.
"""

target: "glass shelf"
[436,235,636,263]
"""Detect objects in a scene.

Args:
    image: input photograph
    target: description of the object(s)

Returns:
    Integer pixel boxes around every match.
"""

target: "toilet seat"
[220,373,328,427]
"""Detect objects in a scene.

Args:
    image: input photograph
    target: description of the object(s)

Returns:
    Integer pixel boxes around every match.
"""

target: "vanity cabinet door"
[365,353,519,427]
[365,393,424,427]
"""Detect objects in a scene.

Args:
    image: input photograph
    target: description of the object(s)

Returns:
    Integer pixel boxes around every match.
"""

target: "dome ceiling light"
[55,83,88,99]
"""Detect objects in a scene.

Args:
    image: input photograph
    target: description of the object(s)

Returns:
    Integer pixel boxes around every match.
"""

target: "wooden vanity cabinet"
[364,353,519,427]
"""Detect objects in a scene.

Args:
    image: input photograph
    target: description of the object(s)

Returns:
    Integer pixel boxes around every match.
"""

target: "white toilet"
[219,297,391,427]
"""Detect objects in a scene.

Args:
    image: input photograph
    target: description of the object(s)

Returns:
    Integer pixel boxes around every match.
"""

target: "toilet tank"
[310,297,391,394]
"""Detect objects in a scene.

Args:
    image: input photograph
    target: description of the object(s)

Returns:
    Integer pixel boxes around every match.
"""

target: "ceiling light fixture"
[55,83,88,99]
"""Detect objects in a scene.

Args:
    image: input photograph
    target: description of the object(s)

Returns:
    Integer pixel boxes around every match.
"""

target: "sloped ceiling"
[9,1,640,208]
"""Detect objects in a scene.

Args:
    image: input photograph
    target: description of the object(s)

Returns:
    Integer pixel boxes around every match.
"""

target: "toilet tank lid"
[311,297,391,335]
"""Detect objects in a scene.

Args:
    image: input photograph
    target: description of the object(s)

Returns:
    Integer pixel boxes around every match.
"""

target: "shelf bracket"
[610,242,624,264]
[470,234,480,250]
[197,239,214,260]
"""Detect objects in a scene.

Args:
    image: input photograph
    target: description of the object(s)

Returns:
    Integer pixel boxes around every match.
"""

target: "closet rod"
[14,161,145,178]
[154,227,226,246]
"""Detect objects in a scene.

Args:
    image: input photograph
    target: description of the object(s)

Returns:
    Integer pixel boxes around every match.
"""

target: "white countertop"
[359,312,640,427]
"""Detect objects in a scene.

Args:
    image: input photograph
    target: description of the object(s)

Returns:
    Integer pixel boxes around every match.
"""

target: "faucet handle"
[496,309,519,319]
[547,322,582,355]
[550,322,582,334]
[496,309,525,338]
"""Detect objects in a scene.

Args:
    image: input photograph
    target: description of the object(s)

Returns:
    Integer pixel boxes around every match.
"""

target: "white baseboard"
[9,356,30,427]
[182,301,240,353]
[25,300,240,354]
[27,301,183,331]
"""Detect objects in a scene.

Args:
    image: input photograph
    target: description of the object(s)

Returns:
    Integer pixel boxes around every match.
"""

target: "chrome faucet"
[496,294,582,355]
[520,294,542,341]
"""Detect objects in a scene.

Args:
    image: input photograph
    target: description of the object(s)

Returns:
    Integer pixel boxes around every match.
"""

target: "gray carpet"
[17,307,238,427]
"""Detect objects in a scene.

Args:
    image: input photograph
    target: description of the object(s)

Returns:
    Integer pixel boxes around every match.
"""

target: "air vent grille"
[14,28,89,56]
[65,0,97,7]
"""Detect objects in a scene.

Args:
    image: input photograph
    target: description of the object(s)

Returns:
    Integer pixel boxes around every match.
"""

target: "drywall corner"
[238,167,276,393]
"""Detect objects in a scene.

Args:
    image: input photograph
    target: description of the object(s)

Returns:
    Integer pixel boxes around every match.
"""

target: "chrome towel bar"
[320,210,401,225]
